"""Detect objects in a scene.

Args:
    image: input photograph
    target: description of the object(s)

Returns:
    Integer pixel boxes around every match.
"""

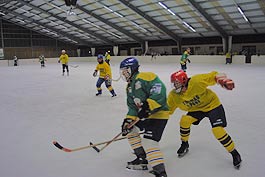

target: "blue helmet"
[120,57,139,72]
[97,54,104,59]
[120,57,140,82]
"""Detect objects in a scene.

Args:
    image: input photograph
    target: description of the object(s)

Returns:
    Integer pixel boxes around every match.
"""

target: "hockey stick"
[111,76,121,82]
[90,131,144,153]
[53,135,129,153]
[53,118,140,153]
[69,64,79,68]
[98,118,140,152]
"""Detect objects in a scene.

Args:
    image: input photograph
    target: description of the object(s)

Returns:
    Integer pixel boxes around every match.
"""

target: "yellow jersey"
[96,62,112,78]
[59,54,69,64]
[167,71,221,114]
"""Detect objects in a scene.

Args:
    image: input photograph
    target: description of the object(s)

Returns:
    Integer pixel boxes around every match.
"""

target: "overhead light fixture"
[16,19,25,23]
[158,2,176,16]
[104,6,113,12]
[0,12,5,16]
[49,3,64,11]
[167,9,176,16]
[66,7,78,21]
[131,22,147,32]
[104,6,124,18]
[183,21,196,32]
[237,6,249,22]
[114,12,124,18]
[158,2,168,10]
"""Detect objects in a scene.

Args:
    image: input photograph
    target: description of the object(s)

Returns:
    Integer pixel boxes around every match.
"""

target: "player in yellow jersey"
[167,70,242,169]
[93,54,117,97]
[58,50,69,76]
[105,51,111,65]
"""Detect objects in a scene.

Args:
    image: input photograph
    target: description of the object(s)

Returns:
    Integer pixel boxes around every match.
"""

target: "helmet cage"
[171,80,183,93]
[120,67,132,82]
[170,70,188,93]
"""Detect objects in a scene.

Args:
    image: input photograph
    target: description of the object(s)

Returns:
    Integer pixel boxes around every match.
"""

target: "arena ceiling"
[0,0,265,46]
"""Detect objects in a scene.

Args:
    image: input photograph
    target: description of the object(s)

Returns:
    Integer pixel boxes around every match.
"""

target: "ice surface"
[0,61,264,177]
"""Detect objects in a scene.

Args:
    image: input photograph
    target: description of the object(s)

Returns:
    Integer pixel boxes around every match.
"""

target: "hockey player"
[93,54,117,97]
[105,51,111,65]
[180,47,191,72]
[13,55,18,66]
[120,57,169,177]
[58,50,69,76]
[39,54,46,68]
[167,70,242,169]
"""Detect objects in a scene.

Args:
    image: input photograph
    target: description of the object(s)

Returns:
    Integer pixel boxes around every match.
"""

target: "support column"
[177,40,182,54]
[113,45,119,56]
[222,37,229,54]
[228,36,232,52]
[0,19,5,59]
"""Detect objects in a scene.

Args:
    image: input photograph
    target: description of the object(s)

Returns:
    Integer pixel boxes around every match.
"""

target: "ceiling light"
[158,2,168,10]
[104,6,113,12]
[183,21,196,32]
[237,6,249,22]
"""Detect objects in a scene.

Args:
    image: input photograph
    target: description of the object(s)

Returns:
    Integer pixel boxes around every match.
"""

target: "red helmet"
[170,70,188,93]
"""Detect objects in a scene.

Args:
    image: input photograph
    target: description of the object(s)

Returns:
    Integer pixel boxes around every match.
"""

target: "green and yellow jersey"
[180,51,189,64]
[168,71,221,114]
[126,72,169,120]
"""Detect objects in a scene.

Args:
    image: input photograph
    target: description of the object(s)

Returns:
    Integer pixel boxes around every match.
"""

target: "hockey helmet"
[120,57,140,82]
[170,70,188,93]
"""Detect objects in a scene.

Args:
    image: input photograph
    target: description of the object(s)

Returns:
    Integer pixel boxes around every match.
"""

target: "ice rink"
[0,60,264,177]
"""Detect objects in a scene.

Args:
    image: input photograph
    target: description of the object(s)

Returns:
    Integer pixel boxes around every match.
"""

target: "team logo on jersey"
[135,81,142,90]
[183,95,200,107]
[150,83,162,94]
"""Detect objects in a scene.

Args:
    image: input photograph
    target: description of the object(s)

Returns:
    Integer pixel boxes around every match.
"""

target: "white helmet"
[62,50,66,53]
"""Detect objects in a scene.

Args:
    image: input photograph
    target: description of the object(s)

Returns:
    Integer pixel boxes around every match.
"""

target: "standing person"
[225,51,232,64]
[13,55,18,66]
[105,51,111,65]
[58,50,69,76]
[39,54,46,68]
[167,70,242,169]
[93,54,117,97]
[120,57,169,177]
[180,48,191,72]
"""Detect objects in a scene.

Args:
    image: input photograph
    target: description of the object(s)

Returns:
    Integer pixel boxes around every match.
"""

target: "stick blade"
[89,142,100,153]
[53,141,72,152]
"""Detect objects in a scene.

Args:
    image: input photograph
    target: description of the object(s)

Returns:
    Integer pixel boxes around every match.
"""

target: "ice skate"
[95,93,102,96]
[126,157,148,170]
[231,149,242,169]
[149,170,167,177]
[111,93,117,97]
[177,141,189,157]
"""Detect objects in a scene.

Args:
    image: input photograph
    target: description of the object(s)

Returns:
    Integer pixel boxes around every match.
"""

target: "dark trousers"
[62,64,69,73]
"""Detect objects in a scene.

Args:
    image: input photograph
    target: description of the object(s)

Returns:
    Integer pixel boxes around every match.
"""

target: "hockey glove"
[121,118,134,136]
[93,70,97,77]
[215,73,235,90]
[104,75,110,80]
[58,60,60,63]
[138,101,150,119]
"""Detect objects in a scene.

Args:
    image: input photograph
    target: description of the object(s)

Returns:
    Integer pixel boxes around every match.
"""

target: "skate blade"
[126,165,148,171]
[178,149,189,158]
[234,161,242,170]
